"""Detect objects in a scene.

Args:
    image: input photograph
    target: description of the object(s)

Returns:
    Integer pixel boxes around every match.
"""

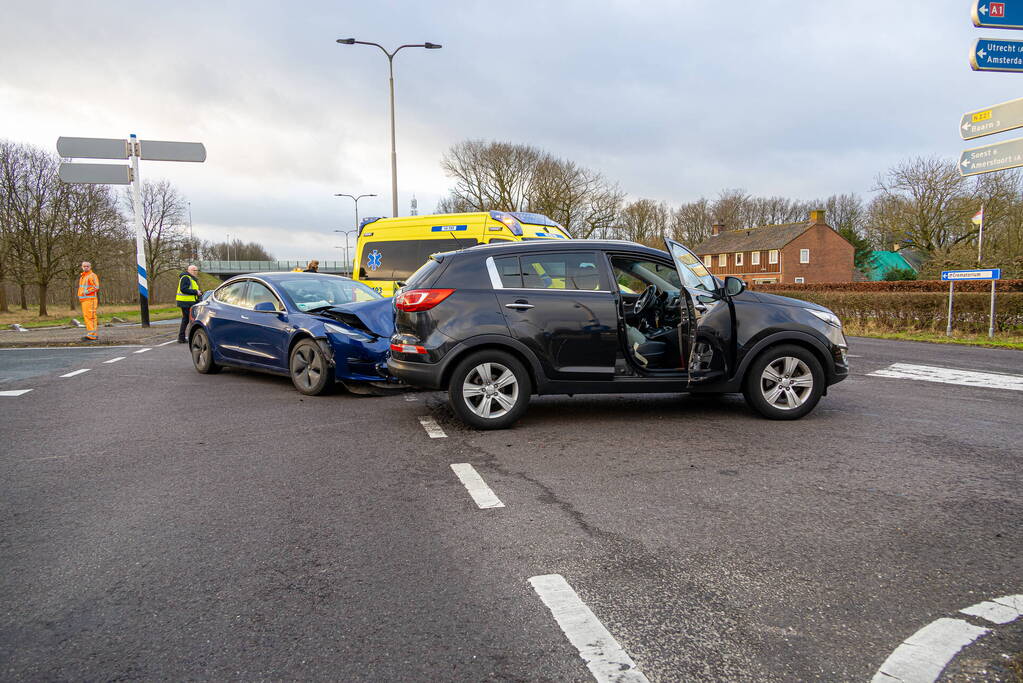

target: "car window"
[612,258,683,293]
[275,276,381,311]
[519,252,604,290]
[248,282,281,310]
[405,258,442,289]
[493,256,523,287]
[215,281,249,306]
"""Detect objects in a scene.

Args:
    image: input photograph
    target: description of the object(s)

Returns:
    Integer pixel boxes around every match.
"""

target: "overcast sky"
[0,0,1012,259]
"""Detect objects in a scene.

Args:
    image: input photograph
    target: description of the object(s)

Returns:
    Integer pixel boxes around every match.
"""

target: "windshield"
[276,277,382,311]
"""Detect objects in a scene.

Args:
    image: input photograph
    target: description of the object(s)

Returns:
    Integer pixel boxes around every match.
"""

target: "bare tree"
[441,140,543,212]
[616,199,669,246]
[669,198,713,245]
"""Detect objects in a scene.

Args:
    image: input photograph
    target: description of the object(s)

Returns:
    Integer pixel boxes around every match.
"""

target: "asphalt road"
[0,336,1020,681]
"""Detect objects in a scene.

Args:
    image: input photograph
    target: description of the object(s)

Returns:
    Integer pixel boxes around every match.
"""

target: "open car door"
[663,238,729,387]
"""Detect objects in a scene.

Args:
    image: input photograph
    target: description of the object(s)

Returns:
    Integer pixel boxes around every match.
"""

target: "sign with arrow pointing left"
[959,136,1023,176]
[970,37,1023,71]
[972,0,1023,29]
[960,96,1023,139]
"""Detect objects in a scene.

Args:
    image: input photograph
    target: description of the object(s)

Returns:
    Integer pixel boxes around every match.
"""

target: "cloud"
[1,0,1004,257]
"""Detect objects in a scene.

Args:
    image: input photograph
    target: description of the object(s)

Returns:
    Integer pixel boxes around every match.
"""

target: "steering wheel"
[633,285,657,316]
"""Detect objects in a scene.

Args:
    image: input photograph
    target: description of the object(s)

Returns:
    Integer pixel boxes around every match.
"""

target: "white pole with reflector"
[128,134,151,326]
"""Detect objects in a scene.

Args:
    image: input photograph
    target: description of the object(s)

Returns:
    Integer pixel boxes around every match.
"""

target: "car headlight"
[323,322,372,342]
[806,308,842,328]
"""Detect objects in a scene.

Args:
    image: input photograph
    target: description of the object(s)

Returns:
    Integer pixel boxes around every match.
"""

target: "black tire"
[190,328,221,374]
[289,339,333,396]
[742,344,824,420]
[448,350,531,430]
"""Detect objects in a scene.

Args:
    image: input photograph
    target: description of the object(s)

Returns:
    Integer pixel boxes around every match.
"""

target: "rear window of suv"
[404,258,443,289]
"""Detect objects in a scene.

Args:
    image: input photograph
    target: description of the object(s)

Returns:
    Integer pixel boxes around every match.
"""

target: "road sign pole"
[989,280,997,338]
[946,281,955,337]
[128,135,150,327]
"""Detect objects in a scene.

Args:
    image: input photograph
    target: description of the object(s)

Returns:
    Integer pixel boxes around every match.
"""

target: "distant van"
[353,211,571,296]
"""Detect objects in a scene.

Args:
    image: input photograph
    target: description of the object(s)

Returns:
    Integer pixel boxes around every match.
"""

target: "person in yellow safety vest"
[176,264,203,343]
[77,261,100,341]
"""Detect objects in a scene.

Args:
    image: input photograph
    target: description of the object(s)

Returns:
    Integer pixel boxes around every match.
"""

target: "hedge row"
[755,279,1023,293]
[762,291,1023,333]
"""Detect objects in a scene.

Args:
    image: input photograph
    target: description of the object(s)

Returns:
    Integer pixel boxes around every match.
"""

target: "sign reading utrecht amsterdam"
[941,268,1002,281]
[970,37,1023,71]
[958,136,1023,175]
[960,96,1023,139]
[972,1,1023,29]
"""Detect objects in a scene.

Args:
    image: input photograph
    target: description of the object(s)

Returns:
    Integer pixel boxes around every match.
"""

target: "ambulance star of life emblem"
[368,250,382,271]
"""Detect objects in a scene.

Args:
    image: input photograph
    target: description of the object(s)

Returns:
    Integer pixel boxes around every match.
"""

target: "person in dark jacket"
[303,260,319,273]
[176,264,202,343]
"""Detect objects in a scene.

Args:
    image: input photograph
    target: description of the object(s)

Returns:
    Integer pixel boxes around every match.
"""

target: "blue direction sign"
[971,37,1023,71]
[941,268,1002,281]
[973,1,1023,29]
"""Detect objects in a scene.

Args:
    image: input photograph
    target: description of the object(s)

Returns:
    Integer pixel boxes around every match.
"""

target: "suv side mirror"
[723,276,746,297]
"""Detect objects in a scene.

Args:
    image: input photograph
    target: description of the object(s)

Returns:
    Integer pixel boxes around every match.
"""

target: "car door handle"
[505,303,534,310]
[240,314,250,320]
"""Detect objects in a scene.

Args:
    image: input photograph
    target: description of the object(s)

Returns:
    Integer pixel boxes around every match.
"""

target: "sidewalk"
[0,321,179,348]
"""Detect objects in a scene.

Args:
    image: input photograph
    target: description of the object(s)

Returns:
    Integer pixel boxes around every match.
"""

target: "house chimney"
[711,223,724,236]
[809,209,826,225]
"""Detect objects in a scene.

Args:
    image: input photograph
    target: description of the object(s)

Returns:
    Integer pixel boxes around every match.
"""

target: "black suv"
[388,239,849,429]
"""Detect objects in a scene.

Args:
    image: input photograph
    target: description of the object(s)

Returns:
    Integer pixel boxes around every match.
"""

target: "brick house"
[692,210,856,285]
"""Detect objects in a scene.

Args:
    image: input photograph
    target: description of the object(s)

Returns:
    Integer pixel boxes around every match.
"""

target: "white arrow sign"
[138,139,206,162]
[980,3,989,14]
[58,162,131,185]
[56,137,129,160]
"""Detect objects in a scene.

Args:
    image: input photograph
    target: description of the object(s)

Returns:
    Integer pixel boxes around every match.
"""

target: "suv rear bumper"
[387,357,445,390]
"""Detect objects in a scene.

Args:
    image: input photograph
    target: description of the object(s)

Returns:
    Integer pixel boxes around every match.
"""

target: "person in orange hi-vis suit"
[77,261,100,341]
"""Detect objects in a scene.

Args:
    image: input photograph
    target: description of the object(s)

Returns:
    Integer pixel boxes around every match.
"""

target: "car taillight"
[395,288,455,312]
[390,343,427,354]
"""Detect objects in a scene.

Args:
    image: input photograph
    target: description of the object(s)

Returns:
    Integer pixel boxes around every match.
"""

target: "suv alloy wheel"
[743,344,824,420]
[448,350,532,430]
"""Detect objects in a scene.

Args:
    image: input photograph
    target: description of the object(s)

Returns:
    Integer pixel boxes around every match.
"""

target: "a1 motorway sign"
[959,136,1023,175]
[961,96,1023,138]
[972,1,1023,29]
[941,268,1002,281]
[970,37,1023,71]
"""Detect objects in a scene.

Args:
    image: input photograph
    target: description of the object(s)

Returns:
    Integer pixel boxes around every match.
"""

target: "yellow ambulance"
[353,211,572,296]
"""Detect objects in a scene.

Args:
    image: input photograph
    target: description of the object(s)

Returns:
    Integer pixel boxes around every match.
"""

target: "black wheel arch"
[437,335,546,393]
[733,331,835,389]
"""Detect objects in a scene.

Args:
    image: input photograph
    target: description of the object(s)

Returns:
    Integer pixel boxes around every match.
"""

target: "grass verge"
[1,304,181,329]
[845,324,1023,350]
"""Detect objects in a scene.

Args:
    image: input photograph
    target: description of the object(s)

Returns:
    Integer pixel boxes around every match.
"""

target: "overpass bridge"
[197,260,353,279]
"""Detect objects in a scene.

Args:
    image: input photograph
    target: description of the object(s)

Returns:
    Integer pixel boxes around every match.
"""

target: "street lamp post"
[336,38,441,217]
[333,229,359,276]
[335,192,377,234]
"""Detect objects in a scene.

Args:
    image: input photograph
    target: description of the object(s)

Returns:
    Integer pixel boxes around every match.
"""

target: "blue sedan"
[186,272,399,395]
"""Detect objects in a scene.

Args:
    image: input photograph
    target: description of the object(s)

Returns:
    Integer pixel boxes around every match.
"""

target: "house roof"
[693,221,813,255]
[864,250,916,280]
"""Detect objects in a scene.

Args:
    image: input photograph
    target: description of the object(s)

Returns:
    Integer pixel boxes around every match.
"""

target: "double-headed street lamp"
[333,229,359,275]
[336,38,442,218]
[334,192,377,232]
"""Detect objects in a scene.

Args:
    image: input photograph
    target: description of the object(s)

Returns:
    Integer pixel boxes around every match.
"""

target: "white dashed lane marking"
[418,416,446,438]
[59,369,90,378]
[156,340,176,347]
[0,389,33,397]
[103,357,126,364]
[529,574,649,683]
[872,594,1023,683]
[868,363,1023,392]
[450,463,504,509]
[404,393,418,401]
[133,347,152,354]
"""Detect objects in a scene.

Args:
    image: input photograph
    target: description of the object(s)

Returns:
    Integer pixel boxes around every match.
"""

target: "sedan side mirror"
[723,276,746,297]
[253,301,280,313]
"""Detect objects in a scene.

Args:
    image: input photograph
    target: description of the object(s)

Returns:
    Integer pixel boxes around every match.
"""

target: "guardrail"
[198,260,352,276]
